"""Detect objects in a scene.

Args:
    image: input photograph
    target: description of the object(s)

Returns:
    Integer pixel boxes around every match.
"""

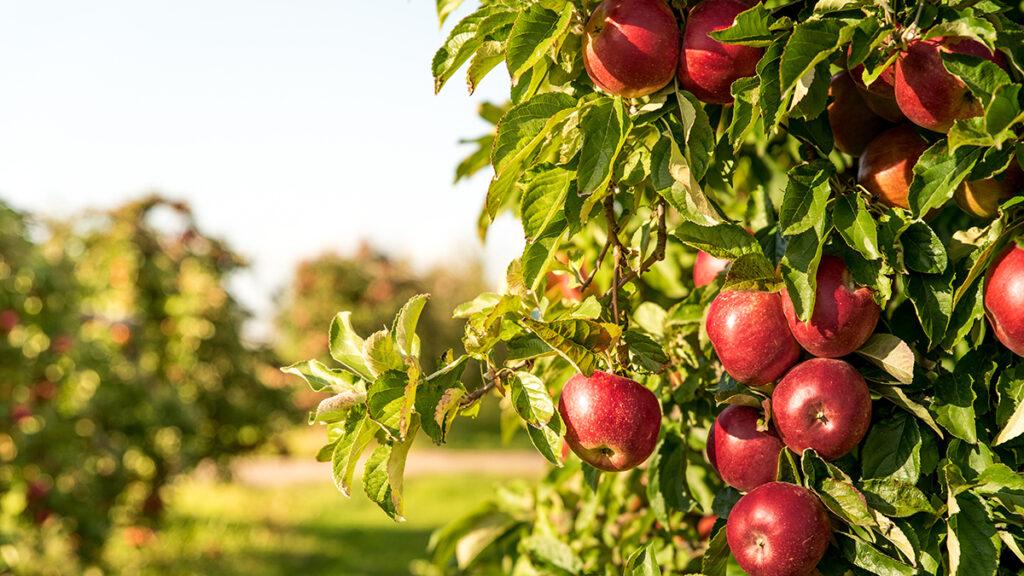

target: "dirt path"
[229,449,548,487]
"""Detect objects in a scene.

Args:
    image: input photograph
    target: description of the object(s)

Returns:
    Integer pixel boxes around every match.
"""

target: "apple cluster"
[584,0,763,104]
[832,36,1021,217]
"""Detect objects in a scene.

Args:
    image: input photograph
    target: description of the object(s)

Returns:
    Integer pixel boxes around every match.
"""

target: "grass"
[106,472,529,576]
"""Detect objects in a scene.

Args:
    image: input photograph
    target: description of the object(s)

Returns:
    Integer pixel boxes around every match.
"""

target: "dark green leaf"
[861,411,922,483]
[506,3,574,80]
[834,193,881,260]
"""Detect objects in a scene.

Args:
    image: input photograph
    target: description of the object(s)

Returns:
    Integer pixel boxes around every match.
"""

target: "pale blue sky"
[0,0,522,334]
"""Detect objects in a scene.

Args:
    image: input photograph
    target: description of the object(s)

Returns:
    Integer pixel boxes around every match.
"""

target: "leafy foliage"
[287,0,1024,574]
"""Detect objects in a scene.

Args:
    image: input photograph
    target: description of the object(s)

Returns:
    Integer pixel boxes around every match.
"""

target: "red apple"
[693,250,731,287]
[895,37,1005,133]
[677,0,764,104]
[546,270,583,302]
[726,482,831,576]
[9,404,32,425]
[706,290,801,385]
[828,71,890,156]
[772,358,871,460]
[583,0,681,98]
[857,124,929,209]
[0,309,19,332]
[558,371,661,471]
[781,255,880,358]
[707,405,784,492]
[985,244,1024,357]
[697,514,718,539]
[955,164,1023,219]
[848,51,905,122]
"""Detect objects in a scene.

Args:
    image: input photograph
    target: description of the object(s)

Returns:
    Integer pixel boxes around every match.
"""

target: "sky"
[0,0,524,335]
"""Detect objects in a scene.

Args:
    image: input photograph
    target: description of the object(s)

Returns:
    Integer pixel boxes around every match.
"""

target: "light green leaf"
[364,329,404,378]
[578,98,631,196]
[521,167,573,242]
[923,17,997,50]
[819,478,876,527]
[520,317,619,375]
[282,359,364,393]
[624,544,662,576]
[674,221,759,260]
[510,370,555,427]
[947,492,1000,576]
[436,0,465,26]
[780,215,830,322]
[393,294,430,358]
[506,3,574,80]
[329,311,373,380]
[779,19,855,97]
[908,141,982,218]
[708,2,774,46]
[367,370,415,440]
[522,534,583,574]
[779,160,833,236]
[526,410,565,466]
[331,408,376,497]
[932,370,978,444]
[856,334,914,385]
[655,133,721,225]
[861,478,935,518]
[861,411,921,483]
[834,193,881,260]
[841,535,916,576]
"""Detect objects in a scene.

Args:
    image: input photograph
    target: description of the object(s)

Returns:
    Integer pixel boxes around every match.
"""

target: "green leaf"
[521,167,573,241]
[901,222,947,275]
[526,410,565,466]
[855,334,914,385]
[522,534,583,574]
[506,3,574,80]
[840,535,916,576]
[757,38,785,130]
[578,98,631,196]
[520,317,619,375]
[861,411,921,483]
[674,221,760,260]
[624,544,662,576]
[282,359,365,393]
[702,527,730,576]
[415,356,468,445]
[487,93,578,220]
[655,132,720,225]
[467,40,506,94]
[779,160,833,236]
[331,408,376,497]
[510,370,555,427]
[861,478,935,518]
[819,478,876,527]
[522,214,569,290]
[994,364,1024,446]
[675,88,715,182]
[647,433,691,525]
[363,329,405,378]
[947,492,1000,576]
[932,369,978,444]
[873,384,944,438]
[908,272,953,350]
[923,17,997,51]
[727,77,760,150]
[393,294,430,358]
[780,215,830,322]
[708,2,774,46]
[436,0,465,26]
[329,311,373,381]
[367,370,415,440]
[363,421,418,522]
[834,193,881,260]
[624,329,669,373]
[311,390,367,424]
[779,19,855,97]
[908,141,981,218]
[432,7,514,93]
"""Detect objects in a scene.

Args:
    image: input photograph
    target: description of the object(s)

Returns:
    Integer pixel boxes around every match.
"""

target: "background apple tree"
[285,0,1024,573]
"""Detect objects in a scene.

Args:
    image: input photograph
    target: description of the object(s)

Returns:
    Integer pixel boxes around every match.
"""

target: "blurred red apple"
[857,124,929,209]
[697,514,718,539]
[584,0,680,98]
[677,0,763,104]
[693,251,731,287]
[828,71,890,156]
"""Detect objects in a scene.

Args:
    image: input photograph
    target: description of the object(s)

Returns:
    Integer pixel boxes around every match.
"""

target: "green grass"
[106,473,527,576]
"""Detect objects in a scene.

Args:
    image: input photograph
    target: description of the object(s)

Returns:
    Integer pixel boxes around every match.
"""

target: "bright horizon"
[0,0,523,337]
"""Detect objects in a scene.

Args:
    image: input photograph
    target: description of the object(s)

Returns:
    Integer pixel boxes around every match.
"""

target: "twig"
[461,366,500,407]
[579,237,611,292]
[616,199,668,289]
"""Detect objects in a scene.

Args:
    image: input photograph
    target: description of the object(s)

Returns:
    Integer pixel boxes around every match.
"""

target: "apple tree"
[286,0,1024,573]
